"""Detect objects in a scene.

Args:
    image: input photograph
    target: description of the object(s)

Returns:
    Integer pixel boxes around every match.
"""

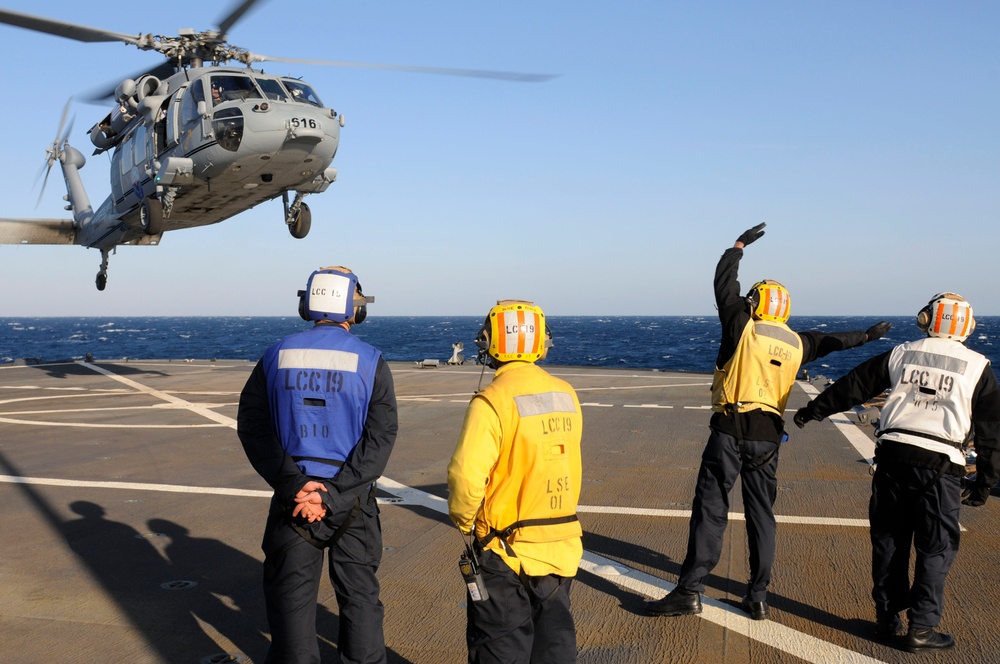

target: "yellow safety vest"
[449,362,583,576]
[712,319,803,416]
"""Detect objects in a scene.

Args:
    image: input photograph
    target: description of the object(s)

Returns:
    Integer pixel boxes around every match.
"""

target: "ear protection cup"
[298,290,309,322]
[474,317,492,366]
[353,280,367,325]
[916,305,932,332]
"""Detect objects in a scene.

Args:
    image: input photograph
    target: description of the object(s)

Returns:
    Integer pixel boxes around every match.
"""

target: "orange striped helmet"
[746,280,791,323]
[917,292,975,342]
[475,300,550,367]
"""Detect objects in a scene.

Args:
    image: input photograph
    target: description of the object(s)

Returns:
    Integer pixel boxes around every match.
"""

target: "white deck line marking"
[2,403,237,416]
[577,505,870,528]
[580,403,614,408]
[578,551,885,664]
[623,404,673,409]
[380,477,884,663]
[0,475,885,660]
[798,383,876,463]
[795,383,967,532]
[81,361,238,429]
[0,475,271,497]
[574,382,711,392]
[0,418,227,429]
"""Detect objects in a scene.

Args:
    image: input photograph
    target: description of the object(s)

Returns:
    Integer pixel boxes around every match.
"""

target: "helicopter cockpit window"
[133,125,148,165]
[281,80,323,107]
[210,75,262,105]
[255,77,289,101]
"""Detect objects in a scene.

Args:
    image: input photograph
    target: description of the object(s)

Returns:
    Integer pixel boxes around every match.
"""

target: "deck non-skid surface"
[1,360,997,663]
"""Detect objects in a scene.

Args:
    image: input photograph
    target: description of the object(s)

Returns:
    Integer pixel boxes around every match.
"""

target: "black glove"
[737,223,766,247]
[865,321,892,342]
[793,407,817,429]
[961,484,990,507]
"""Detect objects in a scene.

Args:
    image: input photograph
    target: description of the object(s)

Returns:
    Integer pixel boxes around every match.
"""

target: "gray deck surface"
[1,360,997,663]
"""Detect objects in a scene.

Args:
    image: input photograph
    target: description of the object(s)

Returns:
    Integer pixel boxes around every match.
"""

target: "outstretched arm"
[963,366,1000,506]
[794,351,892,427]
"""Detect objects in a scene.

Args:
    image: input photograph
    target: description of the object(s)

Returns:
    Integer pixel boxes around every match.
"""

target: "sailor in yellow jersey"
[448,300,584,664]
[646,223,892,621]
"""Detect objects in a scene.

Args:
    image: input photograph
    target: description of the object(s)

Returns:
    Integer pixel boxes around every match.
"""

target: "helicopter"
[0,1,553,291]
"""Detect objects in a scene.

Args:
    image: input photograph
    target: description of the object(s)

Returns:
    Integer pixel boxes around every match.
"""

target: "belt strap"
[876,428,963,449]
[478,514,580,552]
[292,456,345,468]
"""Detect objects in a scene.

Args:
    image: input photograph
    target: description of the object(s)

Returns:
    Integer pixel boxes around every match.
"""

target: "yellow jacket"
[447,362,583,577]
[712,319,803,416]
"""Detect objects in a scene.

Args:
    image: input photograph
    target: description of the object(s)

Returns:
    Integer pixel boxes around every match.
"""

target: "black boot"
[874,613,902,640]
[903,627,955,653]
[646,588,702,616]
[740,595,769,620]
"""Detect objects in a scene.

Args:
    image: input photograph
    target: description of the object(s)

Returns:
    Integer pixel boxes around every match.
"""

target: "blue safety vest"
[262,325,381,478]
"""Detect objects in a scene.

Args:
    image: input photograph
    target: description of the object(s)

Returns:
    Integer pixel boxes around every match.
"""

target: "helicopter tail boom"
[0,218,77,245]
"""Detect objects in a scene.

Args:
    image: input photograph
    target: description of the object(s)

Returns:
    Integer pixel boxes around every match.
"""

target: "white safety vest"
[879,336,989,465]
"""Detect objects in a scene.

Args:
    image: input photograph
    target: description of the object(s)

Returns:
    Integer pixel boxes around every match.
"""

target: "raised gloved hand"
[737,223,766,247]
[961,484,991,507]
[793,406,818,429]
[865,321,892,342]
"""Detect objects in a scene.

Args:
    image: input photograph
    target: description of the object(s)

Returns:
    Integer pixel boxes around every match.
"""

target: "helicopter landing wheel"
[96,272,108,291]
[288,202,311,239]
[140,197,164,235]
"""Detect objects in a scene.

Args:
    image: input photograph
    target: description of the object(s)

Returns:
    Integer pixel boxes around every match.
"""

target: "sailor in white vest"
[794,292,1000,653]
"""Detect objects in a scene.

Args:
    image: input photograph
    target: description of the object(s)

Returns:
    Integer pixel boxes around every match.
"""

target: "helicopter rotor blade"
[249,54,559,83]
[217,0,267,39]
[0,8,143,46]
[35,100,75,209]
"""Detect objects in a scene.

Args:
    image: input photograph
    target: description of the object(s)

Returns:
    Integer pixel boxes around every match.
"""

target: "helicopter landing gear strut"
[283,191,312,239]
[96,248,110,291]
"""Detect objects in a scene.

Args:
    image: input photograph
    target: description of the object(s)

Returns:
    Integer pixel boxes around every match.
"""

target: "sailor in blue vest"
[238,266,398,664]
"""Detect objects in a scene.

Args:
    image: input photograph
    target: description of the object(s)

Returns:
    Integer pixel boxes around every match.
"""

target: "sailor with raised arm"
[647,223,891,622]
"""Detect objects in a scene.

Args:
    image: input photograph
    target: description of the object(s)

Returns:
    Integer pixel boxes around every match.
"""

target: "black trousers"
[870,461,961,628]
[466,549,576,664]
[677,430,779,602]
[261,488,385,664]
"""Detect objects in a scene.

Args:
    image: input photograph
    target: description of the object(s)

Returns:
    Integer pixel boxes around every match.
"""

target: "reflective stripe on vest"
[879,336,989,465]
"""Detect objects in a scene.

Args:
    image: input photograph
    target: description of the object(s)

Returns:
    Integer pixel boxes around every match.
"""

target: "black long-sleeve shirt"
[711,247,872,442]
[800,348,1000,485]
[237,355,398,507]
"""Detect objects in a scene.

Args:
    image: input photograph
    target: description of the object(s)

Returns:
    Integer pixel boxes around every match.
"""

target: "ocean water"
[1,316,998,381]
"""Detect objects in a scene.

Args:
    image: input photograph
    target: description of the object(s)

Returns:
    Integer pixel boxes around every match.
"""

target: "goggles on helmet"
[298,266,374,324]
[917,292,975,342]
[475,300,550,366]
[746,280,791,323]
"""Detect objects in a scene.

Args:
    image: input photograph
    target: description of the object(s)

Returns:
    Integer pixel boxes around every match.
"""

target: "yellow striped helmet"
[475,300,550,367]
[746,280,791,323]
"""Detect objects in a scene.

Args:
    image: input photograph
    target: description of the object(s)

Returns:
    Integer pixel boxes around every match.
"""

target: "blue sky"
[1,1,997,317]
